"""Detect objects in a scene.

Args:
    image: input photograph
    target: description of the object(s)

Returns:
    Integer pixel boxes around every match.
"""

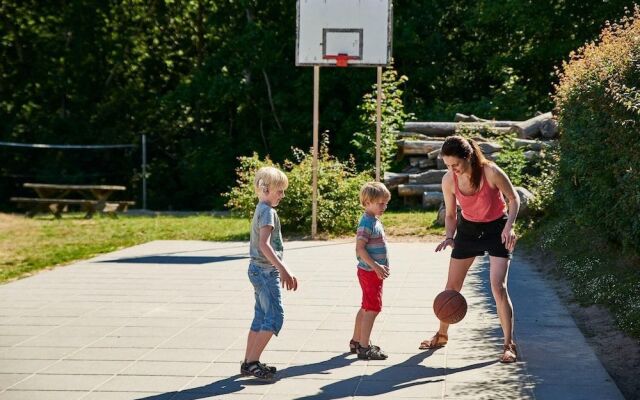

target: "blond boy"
[350,182,391,360]
[241,166,298,380]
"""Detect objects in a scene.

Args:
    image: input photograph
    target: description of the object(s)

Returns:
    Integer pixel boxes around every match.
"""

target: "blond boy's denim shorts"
[248,263,284,335]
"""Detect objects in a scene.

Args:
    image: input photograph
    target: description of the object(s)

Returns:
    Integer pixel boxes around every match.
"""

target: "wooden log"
[540,118,559,139]
[478,142,502,154]
[514,138,546,151]
[394,131,430,140]
[419,158,436,168]
[398,184,442,197]
[510,112,553,139]
[409,169,447,184]
[428,148,441,160]
[408,157,427,167]
[454,113,521,127]
[422,191,444,209]
[383,172,410,190]
[403,122,457,136]
[398,140,443,155]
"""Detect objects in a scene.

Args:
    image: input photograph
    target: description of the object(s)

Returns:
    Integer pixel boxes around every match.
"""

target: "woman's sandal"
[500,343,517,363]
[418,332,448,350]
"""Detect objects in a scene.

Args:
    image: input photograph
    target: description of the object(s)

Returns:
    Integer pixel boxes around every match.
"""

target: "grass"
[381,210,443,237]
[0,212,250,283]
[0,210,443,283]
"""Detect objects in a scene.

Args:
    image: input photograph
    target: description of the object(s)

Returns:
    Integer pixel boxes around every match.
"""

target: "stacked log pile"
[384,113,558,222]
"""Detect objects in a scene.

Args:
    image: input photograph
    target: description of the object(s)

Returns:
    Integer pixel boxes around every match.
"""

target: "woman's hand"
[435,237,455,252]
[501,226,517,252]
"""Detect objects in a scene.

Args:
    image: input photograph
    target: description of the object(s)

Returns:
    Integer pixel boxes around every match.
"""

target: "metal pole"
[142,134,147,210]
[375,66,382,182]
[312,65,319,238]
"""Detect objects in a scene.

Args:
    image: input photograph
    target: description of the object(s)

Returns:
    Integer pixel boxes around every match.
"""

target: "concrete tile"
[40,360,131,375]
[11,373,110,391]
[0,390,84,400]
[0,374,30,390]
[0,346,76,360]
[121,361,209,377]
[95,375,193,392]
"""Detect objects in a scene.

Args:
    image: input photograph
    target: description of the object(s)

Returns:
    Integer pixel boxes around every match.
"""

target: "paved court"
[0,240,625,399]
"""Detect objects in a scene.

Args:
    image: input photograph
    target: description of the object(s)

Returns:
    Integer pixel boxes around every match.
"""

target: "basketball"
[433,290,467,324]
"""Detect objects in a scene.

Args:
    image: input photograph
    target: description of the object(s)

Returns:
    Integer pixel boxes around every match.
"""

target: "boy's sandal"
[242,361,276,375]
[500,343,517,363]
[357,345,388,360]
[350,340,380,354]
[418,332,448,350]
[259,362,277,373]
[242,361,274,380]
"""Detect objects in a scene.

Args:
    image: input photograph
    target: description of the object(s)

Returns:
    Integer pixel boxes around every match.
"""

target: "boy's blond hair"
[254,166,289,196]
[359,182,391,206]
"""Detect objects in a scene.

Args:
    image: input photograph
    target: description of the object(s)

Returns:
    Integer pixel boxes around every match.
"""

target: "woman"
[419,135,520,363]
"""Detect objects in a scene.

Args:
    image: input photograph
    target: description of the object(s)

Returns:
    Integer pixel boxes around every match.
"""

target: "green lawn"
[0,210,443,283]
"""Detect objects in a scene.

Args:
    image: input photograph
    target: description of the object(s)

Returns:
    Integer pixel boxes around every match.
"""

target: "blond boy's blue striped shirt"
[356,213,388,271]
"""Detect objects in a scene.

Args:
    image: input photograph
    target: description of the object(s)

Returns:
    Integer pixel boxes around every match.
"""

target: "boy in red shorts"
[349,182,391,360]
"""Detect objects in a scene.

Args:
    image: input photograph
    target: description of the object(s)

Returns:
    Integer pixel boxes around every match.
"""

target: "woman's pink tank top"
[453,171,506,222]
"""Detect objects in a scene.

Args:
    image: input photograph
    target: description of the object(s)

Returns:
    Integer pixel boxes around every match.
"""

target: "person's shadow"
[294,350,496,399]
[135,350,495,399]
[134,352,358,400]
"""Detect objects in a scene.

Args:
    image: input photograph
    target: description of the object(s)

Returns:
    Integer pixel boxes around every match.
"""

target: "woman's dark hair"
[441,135,490,191]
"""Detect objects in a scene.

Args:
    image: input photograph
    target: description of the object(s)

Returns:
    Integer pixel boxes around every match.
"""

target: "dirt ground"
[523,252,640,400]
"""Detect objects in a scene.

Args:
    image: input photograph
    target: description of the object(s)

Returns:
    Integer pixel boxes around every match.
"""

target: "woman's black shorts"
[451,213,512,259]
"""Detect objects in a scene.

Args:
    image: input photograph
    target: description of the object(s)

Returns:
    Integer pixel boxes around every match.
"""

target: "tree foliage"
[0,0,635,209]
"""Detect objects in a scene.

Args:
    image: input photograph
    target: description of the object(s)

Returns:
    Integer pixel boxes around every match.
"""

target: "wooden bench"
[10,197,135,219]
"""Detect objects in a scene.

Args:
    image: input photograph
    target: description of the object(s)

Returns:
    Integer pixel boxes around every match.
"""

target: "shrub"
[224,134,371,235]
[553,6,640,252]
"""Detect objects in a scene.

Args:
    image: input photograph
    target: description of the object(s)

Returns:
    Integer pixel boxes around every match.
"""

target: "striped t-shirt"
[356,213,388,271]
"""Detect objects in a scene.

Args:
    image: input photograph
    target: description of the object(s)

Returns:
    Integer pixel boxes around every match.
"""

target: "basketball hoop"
[323,53,359,67]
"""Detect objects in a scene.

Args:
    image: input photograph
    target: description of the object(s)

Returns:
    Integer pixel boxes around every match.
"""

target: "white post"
[312,65,320,238]
[375,66,382,182]
[142,134,147,210]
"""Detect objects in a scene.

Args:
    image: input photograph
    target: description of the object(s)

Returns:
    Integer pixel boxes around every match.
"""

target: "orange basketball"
[433,290,467,324]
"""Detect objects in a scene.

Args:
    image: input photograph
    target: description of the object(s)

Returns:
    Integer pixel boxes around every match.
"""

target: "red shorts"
[357,268,383,312]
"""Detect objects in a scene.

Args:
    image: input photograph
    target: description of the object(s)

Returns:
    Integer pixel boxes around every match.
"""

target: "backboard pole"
[312,65,319,238]
[375,66,382,182]
[142,134,147,210]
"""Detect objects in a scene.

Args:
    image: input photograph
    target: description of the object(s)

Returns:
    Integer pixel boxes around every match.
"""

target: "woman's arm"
[486,164,520,251]
[435,172,457,252]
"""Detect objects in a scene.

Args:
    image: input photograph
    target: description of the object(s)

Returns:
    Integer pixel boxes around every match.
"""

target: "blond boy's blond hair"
[254,166,289,196]
[359,182,391,207]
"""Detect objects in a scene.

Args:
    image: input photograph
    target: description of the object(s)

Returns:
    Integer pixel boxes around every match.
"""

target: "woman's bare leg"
[420,256,475,348]
[489,256,514,345]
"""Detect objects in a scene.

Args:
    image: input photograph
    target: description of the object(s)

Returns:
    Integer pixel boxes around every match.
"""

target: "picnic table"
[10,183,135,219]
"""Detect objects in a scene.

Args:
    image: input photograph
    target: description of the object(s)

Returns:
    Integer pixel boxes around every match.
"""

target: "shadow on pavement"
[134,353,357,400]
[295,351,495,399]
[99,255,248,264]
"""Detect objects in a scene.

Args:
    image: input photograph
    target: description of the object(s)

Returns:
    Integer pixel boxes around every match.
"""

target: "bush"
[224,135,371,235]
[553,6,640,253]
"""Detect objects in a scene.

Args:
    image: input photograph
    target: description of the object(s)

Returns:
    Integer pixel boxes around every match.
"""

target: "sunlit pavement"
[0,240,624,399]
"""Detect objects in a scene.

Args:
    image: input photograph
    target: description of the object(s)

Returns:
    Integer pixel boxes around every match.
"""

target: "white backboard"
[296,0,393,67]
